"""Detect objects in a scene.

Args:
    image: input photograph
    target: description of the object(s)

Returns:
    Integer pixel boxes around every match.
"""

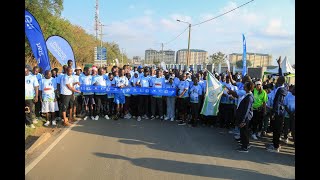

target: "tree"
[236,60,252,68]
[209,52,226,66]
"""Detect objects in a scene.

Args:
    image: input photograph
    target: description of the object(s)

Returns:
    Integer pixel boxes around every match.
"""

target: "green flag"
[201,71,223,116]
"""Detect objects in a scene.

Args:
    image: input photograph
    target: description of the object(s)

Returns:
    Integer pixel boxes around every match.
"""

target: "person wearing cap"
[137,66,144,78]
[72,66,83,118]
[25,65,40,128]
[251,80,268,140]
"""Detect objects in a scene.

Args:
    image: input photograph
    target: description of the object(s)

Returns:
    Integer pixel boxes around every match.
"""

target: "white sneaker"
[30,124,36,129]
[52,120,57,126]
[160,116,164,120]
[234,135,240,139]
[84,116,88,120]
[132,116,136,119]
[44,121,50,127]
[143,115,149,119]
[105,115,110,120]
[170,118,174,122]
[95,115,99,120]
[228,130,234,134]
[91,116,95,120]
[252,134,258,140]
[156,115,159,119]
[32,119,38,124]
[127,114,132,119]
[284,138,289,144]
[137,116,141,121]
[164,117,170,121]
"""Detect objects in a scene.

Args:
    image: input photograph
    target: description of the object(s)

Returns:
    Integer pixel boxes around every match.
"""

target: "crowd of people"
[25,58,295,153]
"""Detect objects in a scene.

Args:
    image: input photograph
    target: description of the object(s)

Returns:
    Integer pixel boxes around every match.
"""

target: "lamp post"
[177,19,191,67]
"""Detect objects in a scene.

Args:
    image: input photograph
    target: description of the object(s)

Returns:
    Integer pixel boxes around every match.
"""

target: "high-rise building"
[132,56,141,65]
[176,49,208,65]
[229,53,272,67]
[145,49,175,64]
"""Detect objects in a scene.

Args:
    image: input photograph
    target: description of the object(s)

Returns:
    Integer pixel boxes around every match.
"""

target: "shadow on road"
[93,152,291,180]
[72,119,294,167]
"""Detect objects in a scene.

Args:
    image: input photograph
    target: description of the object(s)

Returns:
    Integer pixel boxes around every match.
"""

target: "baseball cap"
[75,66,82,71]
[255,81,262,85]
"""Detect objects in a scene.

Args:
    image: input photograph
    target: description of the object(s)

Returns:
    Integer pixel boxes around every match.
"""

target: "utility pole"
[187,23,191,67]
[100,22,103,67]
[122,48,124,66]
[94,0,99,40]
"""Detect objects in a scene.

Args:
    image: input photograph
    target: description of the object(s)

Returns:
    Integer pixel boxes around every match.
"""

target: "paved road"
[26,118,295,180]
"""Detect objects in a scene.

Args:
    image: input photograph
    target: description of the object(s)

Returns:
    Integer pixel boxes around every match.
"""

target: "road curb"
[26,132,51,155]
[25,120,79,175]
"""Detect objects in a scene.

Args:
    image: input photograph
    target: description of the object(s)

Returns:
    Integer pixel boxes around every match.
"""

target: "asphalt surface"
[25,117,295,180]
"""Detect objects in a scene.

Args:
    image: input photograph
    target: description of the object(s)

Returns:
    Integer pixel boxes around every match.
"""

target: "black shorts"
[178,97,189,114]
[61,94,73,112]
[73,95,83,107]
[83,95,95,106]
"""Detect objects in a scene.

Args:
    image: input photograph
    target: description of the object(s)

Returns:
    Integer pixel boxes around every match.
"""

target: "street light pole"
[177,19,191,67]
[187,24,191,67]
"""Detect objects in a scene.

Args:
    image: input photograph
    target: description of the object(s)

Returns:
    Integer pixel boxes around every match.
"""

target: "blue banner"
[79,85,176,96]
[242,34,247,77]
[25,10,51,73]
[46,35,76,69]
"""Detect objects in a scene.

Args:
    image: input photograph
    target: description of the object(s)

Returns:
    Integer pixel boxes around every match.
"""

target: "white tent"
[264,56,295,75]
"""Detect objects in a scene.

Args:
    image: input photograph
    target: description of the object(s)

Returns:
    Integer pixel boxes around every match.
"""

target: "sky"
[61,0,295,65]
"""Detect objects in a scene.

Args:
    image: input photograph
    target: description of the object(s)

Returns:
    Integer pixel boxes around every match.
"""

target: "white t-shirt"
[73,75,80,96]
[40,78,57,102]
[25,74,39,100]
[116,76,129,87]
[60,74,74,95]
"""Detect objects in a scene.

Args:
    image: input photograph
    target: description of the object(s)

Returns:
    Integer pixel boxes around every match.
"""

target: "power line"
[192,0,255,27]
[163,26,189,45]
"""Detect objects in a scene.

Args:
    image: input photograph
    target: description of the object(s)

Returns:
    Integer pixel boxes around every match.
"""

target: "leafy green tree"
[209,52,226,66]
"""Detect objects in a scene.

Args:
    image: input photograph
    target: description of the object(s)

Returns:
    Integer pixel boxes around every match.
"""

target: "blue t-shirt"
[178,80,189,98]
[189,85,202,103]
[150,77,165,98]
[79,75,93,95]
[139,76,151,88]
[106,78,115,98]
[40,78,57,102]
[284,92,295,117]
[92,75,107,95]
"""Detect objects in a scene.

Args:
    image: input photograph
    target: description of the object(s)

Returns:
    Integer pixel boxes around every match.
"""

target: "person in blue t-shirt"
[150,69,166,120]
[177,73,189,126]
[137,68,151,121]
[165,75,176,121]
[189,77,202,127]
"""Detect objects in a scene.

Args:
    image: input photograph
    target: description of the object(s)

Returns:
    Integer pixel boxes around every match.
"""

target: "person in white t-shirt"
[32,66,43,119]
[39,70,59,126]
[60,67,80,126]
[73,67,83,118]
[25,66,39,128]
